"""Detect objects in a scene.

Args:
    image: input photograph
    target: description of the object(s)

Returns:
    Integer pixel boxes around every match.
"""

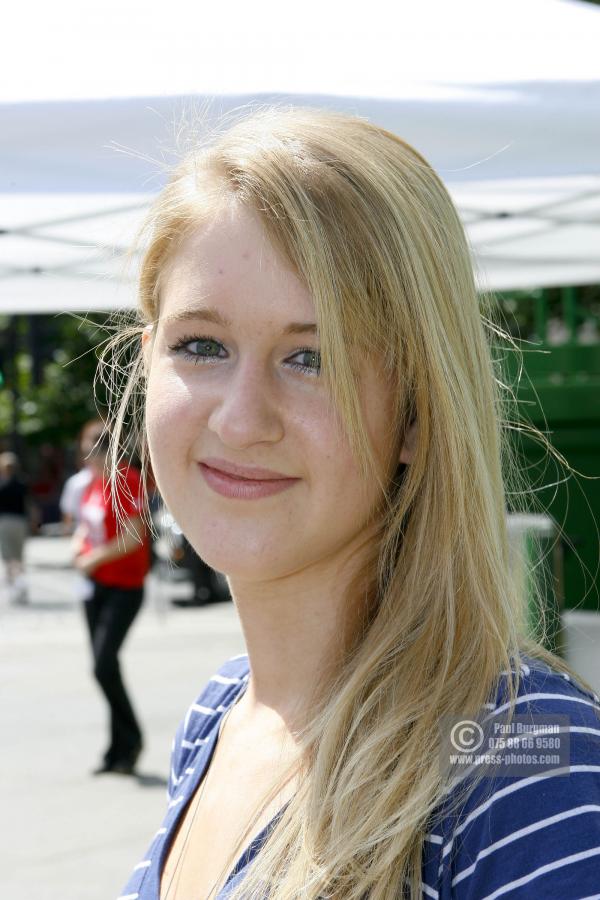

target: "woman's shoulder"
[422,654,600,898]
[175,653,250,743]
[167,654,250,798]
[496,651,600,709]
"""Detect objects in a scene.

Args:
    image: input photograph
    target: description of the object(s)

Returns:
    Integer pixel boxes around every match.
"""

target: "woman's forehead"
[159,207,316,326]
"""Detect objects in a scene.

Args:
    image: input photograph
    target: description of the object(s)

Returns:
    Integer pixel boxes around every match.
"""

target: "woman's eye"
[287,348,321,375]
[168,335,226,363]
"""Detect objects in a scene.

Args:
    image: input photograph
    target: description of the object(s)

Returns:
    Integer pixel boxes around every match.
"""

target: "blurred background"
[1,0,599,897]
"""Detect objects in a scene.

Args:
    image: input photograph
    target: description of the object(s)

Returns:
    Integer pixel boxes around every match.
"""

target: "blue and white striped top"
[119,652,600,899]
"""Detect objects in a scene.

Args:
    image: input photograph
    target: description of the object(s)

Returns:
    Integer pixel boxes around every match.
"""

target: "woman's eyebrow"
[161,305,318,336]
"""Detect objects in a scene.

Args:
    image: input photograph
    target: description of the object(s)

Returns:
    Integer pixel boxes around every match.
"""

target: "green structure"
[501,285,599,627]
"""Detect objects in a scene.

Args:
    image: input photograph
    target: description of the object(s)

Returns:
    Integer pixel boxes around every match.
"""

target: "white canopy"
[1,0,599,313]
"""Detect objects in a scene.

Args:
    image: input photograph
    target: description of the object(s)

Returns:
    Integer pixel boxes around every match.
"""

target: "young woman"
[115,108,600,899]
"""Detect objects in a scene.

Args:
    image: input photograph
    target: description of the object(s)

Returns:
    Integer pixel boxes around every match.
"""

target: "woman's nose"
[206,363,285,450]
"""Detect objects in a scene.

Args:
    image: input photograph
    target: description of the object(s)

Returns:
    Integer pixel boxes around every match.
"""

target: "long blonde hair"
[104,107,594,899]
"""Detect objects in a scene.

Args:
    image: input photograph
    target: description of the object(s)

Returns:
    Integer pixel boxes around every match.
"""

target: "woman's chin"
[185,540,286,584]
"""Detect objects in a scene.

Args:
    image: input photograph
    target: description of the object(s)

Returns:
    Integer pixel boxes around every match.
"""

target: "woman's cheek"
[146,369,197,460]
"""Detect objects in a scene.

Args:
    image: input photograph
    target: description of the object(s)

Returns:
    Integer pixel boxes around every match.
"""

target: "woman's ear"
[399,419,418,465]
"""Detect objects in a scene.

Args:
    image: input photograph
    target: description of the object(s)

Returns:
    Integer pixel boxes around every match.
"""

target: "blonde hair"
[104,107,594,899]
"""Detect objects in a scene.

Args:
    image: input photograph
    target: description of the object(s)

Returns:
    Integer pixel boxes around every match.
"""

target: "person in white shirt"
[59,419,105,533]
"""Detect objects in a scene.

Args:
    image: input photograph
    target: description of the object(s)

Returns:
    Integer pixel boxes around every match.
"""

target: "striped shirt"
[119,652,600,899]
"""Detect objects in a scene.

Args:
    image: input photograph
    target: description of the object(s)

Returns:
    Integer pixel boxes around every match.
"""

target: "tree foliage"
[0,312,116,448]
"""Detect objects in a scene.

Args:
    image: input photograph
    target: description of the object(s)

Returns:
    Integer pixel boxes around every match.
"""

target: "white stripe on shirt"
[210,674,243,685]
[487,691,600,721]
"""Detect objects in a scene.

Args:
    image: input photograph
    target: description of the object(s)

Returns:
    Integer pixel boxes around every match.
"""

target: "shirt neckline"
[152,675,291,899]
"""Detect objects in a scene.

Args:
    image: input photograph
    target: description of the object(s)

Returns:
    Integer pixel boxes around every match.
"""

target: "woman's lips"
[198,462,300,500]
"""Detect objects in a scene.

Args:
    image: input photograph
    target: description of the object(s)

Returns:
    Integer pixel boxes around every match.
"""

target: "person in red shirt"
[73,429,150,775]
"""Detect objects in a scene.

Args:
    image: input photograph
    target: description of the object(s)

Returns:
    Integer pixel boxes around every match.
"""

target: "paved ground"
[0,537,245,900]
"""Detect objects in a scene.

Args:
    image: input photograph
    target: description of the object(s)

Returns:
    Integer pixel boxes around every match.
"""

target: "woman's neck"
[227,537,374,735]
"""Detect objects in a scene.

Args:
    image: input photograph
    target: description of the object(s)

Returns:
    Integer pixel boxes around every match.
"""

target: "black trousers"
[83,581,144,764]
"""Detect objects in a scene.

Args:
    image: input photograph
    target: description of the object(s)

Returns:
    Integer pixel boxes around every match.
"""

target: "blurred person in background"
[59,418,105,533]
[29,442,63,526]
[0,450,30,605]
[72,429,150,775]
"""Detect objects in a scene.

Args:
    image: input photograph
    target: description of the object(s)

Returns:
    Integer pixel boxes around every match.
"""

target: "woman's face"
[143,202,399,583]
